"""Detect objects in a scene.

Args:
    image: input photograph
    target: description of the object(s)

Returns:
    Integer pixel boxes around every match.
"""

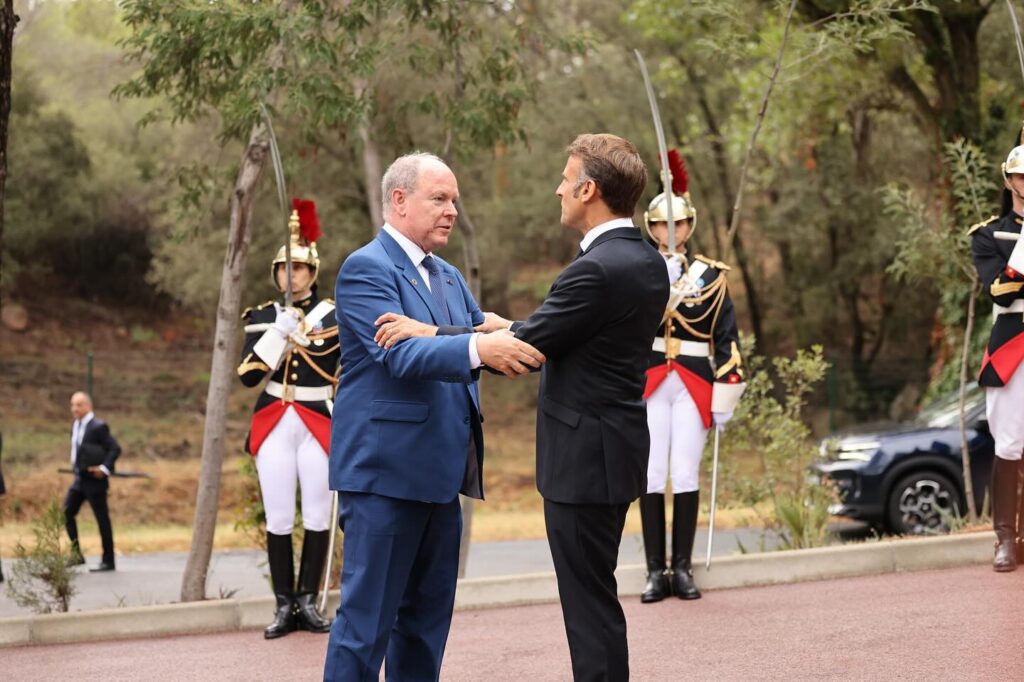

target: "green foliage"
[5,500,79,614]
[724,334,835,549]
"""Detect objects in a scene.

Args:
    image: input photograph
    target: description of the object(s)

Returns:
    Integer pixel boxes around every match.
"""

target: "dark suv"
[811,385,994,535]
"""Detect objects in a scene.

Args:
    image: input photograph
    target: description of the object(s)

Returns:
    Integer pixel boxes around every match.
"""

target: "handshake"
[374,311,545,377]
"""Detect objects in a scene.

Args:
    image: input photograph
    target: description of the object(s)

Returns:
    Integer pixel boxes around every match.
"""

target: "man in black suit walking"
[64,391,121,571]
[511,134,669,680]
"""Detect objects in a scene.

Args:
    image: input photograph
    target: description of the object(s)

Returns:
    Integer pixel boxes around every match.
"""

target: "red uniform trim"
[249,402,331,456]
[644,361,713,429]
[981,332,1024,386]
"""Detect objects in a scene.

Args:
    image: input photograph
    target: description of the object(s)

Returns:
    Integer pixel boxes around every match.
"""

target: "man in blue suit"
[324,152,545,681]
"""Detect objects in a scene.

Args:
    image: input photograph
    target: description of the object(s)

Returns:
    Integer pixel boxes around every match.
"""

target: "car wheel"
[886,471,962,535]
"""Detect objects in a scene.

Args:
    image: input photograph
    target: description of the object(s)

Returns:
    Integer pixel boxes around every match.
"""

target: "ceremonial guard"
[238,199,339,637]
[639,153,745,602]
[969,143,1024,572]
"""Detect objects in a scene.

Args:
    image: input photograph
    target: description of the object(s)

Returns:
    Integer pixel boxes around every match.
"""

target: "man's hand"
[712,411,733,432]
[375,312,439,349]
[477,330,545,377]
[87,466,108,479]
[475,312,513,333]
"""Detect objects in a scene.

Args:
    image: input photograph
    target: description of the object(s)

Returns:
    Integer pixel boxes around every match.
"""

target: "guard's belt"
[652,337,710,357]
[265,381,334,403]
[994,300,1024,316]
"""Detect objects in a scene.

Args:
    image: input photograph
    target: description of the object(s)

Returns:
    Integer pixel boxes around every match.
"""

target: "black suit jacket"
[513,227,669,504]
[72,418,121,492]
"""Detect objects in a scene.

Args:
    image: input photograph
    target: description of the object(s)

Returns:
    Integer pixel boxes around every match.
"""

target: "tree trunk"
[958,275,980,522]
[355,78,383,232]
[0,1,18,304]
[180,126,270,602]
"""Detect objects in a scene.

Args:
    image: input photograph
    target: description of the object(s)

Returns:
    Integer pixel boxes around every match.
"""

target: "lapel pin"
[446,278,453,285]
[411,279,418,286]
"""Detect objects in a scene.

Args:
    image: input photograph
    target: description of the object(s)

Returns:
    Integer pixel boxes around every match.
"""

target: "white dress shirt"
[579,217,636,253]
[381,224,482,368]
[71,411,110,476]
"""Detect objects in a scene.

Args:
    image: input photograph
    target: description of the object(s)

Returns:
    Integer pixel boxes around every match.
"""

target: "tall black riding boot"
[992,458,1018,573]
[264,532,297,639]
[671,491,701,599]
[294,529,332,633]
[639,493,669,603]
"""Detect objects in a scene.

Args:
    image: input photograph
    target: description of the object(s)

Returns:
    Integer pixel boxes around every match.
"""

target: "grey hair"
[381,152,446,220]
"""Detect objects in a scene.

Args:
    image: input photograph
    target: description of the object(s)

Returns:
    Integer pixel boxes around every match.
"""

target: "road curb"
[0,531,994,647]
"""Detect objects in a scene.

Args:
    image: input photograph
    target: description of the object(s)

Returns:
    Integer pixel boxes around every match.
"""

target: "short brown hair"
[566,133,647,216]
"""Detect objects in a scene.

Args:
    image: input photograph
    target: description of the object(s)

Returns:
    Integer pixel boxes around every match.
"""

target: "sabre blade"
[634,50,676,253]
[320,490,340,613]
[259,103,294,307]
[705,426,721,570]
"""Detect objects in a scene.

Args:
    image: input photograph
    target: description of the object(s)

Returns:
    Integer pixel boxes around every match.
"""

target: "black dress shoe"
[294,593,332,633]
[89,562,116,572]
[68,555,86,567]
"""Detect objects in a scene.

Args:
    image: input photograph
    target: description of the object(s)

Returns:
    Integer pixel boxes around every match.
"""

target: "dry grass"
[0,295,771,556]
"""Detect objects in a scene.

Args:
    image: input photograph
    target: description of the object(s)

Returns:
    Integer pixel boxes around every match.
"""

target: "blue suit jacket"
[330,229,486,503]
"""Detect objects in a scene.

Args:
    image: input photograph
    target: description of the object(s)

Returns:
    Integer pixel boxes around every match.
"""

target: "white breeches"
[255,406,332,534]
[646,371,709,494]
[987,365,1024,461]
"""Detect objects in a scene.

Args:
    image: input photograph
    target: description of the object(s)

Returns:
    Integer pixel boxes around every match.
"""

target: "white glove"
[665,254,683,284]
[272,303,301,338]
[712,411,733,431]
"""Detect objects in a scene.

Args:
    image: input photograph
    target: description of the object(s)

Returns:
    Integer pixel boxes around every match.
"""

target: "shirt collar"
[579,217,635,252]
[383,223,429,268]
[77,412,94,427]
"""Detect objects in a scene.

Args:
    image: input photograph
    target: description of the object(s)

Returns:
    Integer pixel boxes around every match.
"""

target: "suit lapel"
[377,230,447,325]
[438,261,463,326]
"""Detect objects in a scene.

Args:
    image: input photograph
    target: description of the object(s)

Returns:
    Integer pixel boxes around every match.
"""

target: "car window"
[915,384,985,428]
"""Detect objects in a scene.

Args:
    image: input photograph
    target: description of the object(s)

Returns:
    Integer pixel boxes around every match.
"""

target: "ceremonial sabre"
[705,427,721,570]
[319,490,340,613]
[634,50,677,253]
[259,103,294,307]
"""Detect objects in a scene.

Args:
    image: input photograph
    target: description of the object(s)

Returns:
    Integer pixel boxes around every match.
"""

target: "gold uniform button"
[290,373,299,381]
[292,360,299,367]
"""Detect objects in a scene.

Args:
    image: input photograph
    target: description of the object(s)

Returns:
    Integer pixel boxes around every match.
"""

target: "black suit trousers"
[544,498,630,682]
[64,481,114,564]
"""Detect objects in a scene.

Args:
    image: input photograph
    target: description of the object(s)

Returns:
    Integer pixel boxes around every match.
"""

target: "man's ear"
[392,189,407,217]
[580,179,600,204]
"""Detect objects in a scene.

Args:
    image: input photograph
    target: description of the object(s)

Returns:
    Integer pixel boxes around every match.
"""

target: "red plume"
[667,149,688,196]
[292,197,322,244]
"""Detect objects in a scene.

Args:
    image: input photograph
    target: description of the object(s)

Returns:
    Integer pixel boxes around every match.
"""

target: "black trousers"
[544,498,630,682]
[64,483,114,565]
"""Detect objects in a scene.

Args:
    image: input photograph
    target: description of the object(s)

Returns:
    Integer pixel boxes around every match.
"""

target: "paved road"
[4,565,1018,681]
[1,526,789,618]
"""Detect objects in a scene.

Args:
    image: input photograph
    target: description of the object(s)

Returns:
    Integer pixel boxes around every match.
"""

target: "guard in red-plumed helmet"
[237,198,339,638]
[970,134,1024,572]
[638,151,746,603]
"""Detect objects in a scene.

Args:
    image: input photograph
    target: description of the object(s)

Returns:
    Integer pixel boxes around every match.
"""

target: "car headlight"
[835,440,880,462]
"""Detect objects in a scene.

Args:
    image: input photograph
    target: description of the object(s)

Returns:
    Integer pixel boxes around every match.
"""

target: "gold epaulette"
[695,254,731,272]
[967,215,997,236]
[240,300,275,320]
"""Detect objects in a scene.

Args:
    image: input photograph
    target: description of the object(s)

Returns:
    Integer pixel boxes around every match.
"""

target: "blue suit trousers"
[323,492,463,682]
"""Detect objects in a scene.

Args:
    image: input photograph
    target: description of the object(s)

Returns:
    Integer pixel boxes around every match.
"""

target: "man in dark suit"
[511,134,668,680]
[64,391,121,572]
[323,152,544,681]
